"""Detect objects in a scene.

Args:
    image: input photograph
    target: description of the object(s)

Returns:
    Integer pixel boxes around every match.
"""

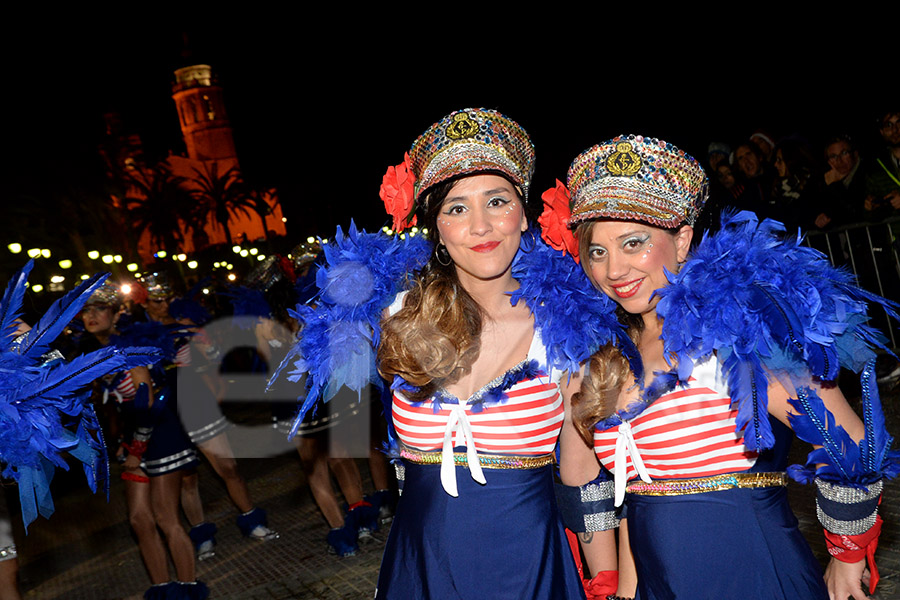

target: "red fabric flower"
[539,179,579,263]
[379,152,417,232]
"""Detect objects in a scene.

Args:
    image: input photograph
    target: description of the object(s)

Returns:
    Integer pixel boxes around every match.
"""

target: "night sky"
[6,26,891,241]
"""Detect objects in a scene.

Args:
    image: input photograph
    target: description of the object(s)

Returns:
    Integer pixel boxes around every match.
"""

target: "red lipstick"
[611,278,643,298]
[470,241,501,253]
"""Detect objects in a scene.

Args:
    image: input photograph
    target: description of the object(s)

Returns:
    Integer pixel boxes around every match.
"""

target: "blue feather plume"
[17,272,109,359]
[0,260,34,343]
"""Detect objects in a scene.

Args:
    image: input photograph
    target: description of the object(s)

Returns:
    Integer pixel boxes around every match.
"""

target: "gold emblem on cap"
[606,142,642,177]
[446,112,479,140]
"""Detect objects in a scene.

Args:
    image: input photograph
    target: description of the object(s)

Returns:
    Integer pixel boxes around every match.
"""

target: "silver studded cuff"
[815,478,882,536]
[134,427,153,443]
[394,462,405,496]
[584,511,620,532]
[557,477,619,532]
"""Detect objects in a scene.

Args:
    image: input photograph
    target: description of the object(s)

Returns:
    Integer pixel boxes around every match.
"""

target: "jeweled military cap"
[84,281,121,307]
[409,108,535,204]
[290,240,322,271]
[567,135,709,229]
[140,273,173,301]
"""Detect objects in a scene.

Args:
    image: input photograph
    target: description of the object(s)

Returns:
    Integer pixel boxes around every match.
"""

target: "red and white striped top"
[593,357,757,483]
[114,371,137,401]
[392,331,564,457]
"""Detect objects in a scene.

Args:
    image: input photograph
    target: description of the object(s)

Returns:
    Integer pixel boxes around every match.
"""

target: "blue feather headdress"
[0,263,163,529]
[655,210,899,483]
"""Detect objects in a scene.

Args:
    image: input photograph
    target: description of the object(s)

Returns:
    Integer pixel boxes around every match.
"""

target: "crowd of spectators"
[700,109,900,239]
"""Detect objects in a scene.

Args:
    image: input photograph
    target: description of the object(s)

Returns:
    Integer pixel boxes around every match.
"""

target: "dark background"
[5,24,892,252]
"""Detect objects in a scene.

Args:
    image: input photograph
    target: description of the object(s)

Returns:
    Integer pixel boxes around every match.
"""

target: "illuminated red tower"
[171,64,237,162]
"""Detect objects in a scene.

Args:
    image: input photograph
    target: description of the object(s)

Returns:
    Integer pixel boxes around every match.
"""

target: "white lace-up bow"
[440,403,486,497]
[614,421,652,506]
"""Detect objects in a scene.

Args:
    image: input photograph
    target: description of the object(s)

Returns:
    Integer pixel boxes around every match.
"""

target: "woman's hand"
[123,453,142,471]
[824,557,869,600]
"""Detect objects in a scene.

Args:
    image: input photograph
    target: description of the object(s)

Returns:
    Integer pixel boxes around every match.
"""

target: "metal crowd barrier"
[805,217,900,350]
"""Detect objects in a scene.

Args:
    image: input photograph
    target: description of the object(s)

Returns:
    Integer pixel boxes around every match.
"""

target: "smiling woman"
[549,134,899,600]
[372,110,596,600]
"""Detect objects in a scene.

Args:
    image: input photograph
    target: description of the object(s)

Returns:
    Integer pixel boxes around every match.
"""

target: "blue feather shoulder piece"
[510,236,638,377]
[656,210,899,461]
[276,222,430,437]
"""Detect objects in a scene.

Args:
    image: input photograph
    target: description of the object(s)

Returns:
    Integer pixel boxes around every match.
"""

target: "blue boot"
[326,518,359,557]
[188,522,217,561]
[236,507,279,541]
[366,489,396,525]
[348,500,379,544]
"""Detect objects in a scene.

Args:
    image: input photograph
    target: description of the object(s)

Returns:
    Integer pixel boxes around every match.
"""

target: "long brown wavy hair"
[379,176,521,400]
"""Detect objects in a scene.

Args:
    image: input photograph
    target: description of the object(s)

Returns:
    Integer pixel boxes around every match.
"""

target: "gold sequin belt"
[626,472,788,496]
[399,445,554,470]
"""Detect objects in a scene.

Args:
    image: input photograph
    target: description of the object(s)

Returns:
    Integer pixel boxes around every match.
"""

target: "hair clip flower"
[539,179,579,263]
[379,153,417,232]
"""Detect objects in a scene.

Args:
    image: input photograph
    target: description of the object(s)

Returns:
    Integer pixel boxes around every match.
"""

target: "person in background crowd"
[772,137,826,231]
[707,142,731,172]
[865,111,900,220]
[733,141,776,218]
[750,130,777,162]
[823,135,866,226]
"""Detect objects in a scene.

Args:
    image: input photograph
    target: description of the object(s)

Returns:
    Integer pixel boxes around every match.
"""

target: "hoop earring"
[435,243,452,266]
[520,228,537,253]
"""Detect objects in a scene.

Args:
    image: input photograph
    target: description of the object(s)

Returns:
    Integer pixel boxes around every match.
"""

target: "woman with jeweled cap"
[279,108,633,599]
[541,135,898,599]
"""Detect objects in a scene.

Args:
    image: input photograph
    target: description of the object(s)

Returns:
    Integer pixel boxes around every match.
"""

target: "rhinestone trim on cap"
[567,134,708,229]
[408,108,535,204]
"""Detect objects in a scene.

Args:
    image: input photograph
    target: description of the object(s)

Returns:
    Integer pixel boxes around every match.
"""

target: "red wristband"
[824,514,882,594]
[123,440,148,459]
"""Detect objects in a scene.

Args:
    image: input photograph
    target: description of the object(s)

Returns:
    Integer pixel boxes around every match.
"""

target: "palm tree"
[123,163,195,255]
[188,163,260,246]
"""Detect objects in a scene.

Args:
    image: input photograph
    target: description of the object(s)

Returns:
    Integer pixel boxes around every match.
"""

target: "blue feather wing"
[18,272,109,359]
[0,260,34,344]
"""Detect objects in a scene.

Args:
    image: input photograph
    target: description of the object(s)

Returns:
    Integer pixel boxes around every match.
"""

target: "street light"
[58,259,72,269]
[88,250,100,259]
[31,284,43,292]
[127,263,139,272]
[232,246,242,254]
[27,248,41,258]
[187,261,198,269]
[41,249,51,258]
[8,243,21,254]
[101,255,114,264]
[114,255,123,263]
